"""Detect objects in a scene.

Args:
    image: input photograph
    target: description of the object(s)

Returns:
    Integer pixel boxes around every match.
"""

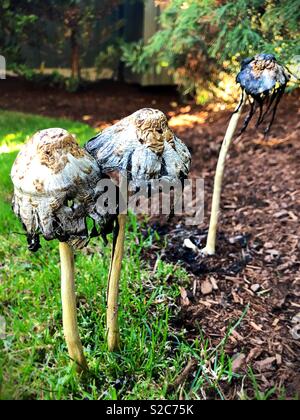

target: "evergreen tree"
[123,0,300,100]
[0,0,121,79]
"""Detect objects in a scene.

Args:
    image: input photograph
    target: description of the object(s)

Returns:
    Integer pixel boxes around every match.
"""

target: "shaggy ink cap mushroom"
[11,128,112,251]
[237,53,289,96]
[85,108,191,189]
[236,54,290,133]
[203,54,291,257]
[85,108,191,352]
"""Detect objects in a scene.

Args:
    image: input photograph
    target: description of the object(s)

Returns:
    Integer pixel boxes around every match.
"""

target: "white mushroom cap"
[11,128,111,250]
[85,108,191,187]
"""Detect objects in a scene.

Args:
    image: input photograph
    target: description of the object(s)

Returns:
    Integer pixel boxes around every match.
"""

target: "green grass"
[0,110,270,400]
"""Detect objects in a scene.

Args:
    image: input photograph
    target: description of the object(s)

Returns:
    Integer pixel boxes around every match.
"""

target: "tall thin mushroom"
[202,54,290,256]
[85,108,191,351]
[11,128,111,372]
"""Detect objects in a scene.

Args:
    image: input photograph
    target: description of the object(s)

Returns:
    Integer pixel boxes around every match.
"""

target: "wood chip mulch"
[146,93,300,399]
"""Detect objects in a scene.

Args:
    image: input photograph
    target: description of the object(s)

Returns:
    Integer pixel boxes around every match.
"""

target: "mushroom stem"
[203,95,246,256]
[107,214,126,351]
[59,242,88,372]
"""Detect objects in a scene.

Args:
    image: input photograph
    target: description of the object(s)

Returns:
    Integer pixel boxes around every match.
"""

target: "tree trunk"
[71,29,80,80]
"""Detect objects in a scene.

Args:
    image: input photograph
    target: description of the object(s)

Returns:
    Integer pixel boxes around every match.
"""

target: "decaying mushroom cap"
[237,54,289,96]
[236,54,290,133]
[11,128,111,251]
[85,108,191,187]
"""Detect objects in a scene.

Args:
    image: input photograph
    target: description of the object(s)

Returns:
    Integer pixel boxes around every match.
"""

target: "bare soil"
[1,77,299,399]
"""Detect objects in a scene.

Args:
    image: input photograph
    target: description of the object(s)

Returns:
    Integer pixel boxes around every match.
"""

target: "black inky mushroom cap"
[11,128,113,251]
[236,54,290,134]
[85,108,191,188]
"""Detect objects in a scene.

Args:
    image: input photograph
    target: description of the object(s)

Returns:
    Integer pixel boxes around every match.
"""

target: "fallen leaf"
[273,210,289,219]
[254,357,276,372]
[179,287,190,306]
[251,284,261,293]
[247,347,263,362]
[82,115,92,121]
[232,353,246,373]
[250,321,263,331]
[264,242,275,249]
[210,276,219,290]
[201,280,213,295]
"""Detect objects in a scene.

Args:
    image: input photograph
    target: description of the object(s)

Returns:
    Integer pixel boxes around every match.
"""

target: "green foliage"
[9,65,65,86]
[123,0,300,100]
[7,65,82,92]
[64,77,82,93]
[0,0,121,85]
[122,41,148,73]
[209,0,300,62]
[0,0,38,62]
[95,40,125,79]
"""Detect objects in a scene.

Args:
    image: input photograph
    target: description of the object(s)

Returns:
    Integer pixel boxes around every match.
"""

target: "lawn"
[0,110,263,400]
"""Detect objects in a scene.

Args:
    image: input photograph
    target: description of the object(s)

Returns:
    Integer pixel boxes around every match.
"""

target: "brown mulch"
[157,92,300,399]
[0,77,179,129]
[1,77,299,399]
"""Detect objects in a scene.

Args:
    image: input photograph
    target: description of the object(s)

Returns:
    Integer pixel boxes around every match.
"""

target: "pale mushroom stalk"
[11,128,110,371]
[59,242,88,371]
[202,94,246,256]
[106,177,127,351]
[106,213,126,351]
[203,54,289,255]
[85,108,191,351]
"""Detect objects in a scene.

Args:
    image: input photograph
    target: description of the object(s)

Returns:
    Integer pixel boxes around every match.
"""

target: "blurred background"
[0,1,300,400]
[1,0,299,99]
